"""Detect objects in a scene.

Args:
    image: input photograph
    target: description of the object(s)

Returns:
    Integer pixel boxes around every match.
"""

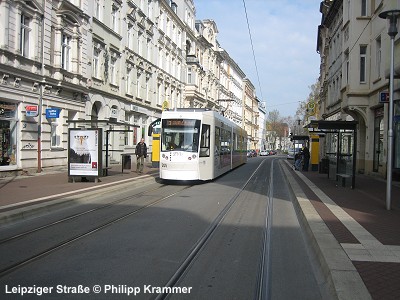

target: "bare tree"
[266,110,287,150]
[293,80,321,134]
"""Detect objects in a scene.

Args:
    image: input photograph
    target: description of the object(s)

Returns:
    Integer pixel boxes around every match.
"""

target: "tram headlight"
[192,154,197,159]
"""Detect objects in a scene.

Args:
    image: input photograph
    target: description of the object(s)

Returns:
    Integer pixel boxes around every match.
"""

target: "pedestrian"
[135,138,147,174]
[302,146,310,171]
[294,152,302,171]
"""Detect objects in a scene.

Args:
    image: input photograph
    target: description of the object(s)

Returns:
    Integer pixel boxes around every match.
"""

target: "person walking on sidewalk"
[135,138,147,173]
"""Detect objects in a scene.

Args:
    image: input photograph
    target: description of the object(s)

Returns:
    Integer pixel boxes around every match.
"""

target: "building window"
[187,67,192,84]
[361,0,367,16]
[376,36,381,79]
[177,61,181,79]
[51,122,62,148]
[178,30,182,47]
[136,72,141,98]
[138,32,144,57]
[62,34,71,71]
[110,58,115,84]
[111,5,119,33]
[20,14,30,57]
[158,83,163,106]
[166,18,171,37]
[145,77,150,102]
[158,11,164,31]
[126,68,132,95]
[124,113,133,146]
[147,0,153,19]
[360,45,367,83]
[93,47,101,79]
[345,50,349,84]
[158,48,163,69]
[165,53,170,73]
[347,0,350,20]
[94,0,103,21]
[127,25,133,49]
[110,56,116,85]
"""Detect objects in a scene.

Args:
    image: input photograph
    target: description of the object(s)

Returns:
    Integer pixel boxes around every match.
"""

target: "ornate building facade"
[317,0,400,179]
[0,0,261,175]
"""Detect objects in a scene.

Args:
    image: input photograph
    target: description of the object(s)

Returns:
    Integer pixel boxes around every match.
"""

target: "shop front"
[0,101,17,169]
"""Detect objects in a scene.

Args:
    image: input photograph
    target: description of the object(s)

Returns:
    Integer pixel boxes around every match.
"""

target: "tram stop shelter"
[67,120,139,177]
[290,135,310,148]
[305,120,358,189]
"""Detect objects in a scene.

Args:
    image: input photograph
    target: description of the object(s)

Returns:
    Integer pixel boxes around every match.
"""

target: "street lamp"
[379,9,400,210]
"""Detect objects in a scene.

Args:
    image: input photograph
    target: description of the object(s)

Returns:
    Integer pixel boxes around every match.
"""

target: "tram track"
[0,184,167,245]
[0,184,193,278]
[155,159,272,300]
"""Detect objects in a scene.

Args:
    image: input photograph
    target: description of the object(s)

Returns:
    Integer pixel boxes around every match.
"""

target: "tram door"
[0,121,11,165]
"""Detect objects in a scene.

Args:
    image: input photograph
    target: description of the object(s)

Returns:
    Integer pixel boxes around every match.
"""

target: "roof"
[305,120,358,132]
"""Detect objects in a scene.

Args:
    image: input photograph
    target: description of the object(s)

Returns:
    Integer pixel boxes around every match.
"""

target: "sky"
[194,0,322,118]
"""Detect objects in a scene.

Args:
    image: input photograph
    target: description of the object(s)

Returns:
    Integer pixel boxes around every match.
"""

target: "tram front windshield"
[161,119,200,152]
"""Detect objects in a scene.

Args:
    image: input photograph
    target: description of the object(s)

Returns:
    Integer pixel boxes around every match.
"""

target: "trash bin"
[319,158,329,174]
[122,154,132,172]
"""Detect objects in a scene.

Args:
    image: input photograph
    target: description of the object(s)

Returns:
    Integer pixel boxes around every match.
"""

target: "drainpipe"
[38,3,46,173]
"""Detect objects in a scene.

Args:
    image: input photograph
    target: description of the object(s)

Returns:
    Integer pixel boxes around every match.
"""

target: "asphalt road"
[0,157,330,300]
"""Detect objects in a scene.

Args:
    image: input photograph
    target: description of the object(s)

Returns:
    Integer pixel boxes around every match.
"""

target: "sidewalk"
[282,159,400,300]
[0,163,158,213]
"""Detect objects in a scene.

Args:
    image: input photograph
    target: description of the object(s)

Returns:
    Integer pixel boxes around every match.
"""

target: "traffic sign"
[379,91,389,103]
[307,101,316,115]
[46,108,61,118]
[162,100,169,111]
[26,105,38,117]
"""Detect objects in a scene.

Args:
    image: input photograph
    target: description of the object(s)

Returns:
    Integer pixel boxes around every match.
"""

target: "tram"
[160,108,247,181]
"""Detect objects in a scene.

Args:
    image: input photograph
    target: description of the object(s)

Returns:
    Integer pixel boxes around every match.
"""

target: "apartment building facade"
[317,0,400,179]
[243,78,258,150]
[0,0,261,174]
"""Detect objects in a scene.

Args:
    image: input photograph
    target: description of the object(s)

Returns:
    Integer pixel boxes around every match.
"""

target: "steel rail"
[155,160,268,300]
[0,185,192,278]
[255,159,275,300]
[0,184,167,245]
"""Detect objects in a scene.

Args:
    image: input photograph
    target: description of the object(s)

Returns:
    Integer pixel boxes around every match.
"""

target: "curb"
[280,160,371,300]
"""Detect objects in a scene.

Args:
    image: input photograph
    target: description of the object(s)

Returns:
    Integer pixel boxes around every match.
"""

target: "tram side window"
[200,124,210,157]
[221,128,231,154]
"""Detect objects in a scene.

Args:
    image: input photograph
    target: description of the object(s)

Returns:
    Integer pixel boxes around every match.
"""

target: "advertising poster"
[68,129,102,176]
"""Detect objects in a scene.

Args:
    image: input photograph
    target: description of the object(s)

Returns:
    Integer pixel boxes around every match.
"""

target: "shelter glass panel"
[395,101,400,169]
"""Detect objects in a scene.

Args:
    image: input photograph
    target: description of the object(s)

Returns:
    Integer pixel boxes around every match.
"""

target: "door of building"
[0,120,11,165]
[373,108,384,172]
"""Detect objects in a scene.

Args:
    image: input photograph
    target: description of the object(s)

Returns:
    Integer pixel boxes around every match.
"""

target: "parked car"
[259,150,269,156]
[247,150,257,157]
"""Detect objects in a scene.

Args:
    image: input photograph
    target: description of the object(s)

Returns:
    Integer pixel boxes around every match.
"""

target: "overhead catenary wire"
[242,0,264,102]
